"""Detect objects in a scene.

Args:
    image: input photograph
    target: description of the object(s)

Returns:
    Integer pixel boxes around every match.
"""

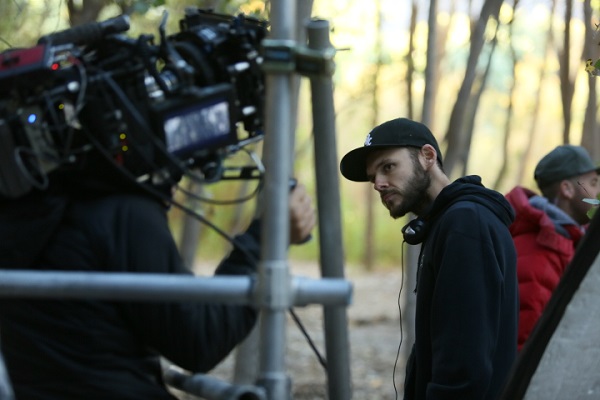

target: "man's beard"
[386,162,431,219]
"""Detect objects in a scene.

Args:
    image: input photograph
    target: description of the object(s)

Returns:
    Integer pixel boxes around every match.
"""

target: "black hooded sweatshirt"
[403,175,518,400]
[0,189,260,399]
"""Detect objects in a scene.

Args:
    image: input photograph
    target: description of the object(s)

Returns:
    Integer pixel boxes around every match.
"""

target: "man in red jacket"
[506,144,600,350]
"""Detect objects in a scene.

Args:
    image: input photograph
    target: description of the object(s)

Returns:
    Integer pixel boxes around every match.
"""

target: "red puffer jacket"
[506,186,584,350]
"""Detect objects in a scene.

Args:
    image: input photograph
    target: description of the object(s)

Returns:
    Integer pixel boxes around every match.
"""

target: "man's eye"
[383,163,394,172]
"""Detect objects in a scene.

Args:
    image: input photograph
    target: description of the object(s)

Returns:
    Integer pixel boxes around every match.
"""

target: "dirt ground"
[178,261,411,400]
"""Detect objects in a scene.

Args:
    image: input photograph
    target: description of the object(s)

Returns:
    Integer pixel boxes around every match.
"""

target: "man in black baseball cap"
[339,117,519,400]
[506,144,600,350]
[340,118,443,182]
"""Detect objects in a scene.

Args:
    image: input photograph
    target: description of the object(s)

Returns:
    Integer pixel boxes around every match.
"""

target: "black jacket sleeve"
[214,219,261,276]
[103,196,260,373]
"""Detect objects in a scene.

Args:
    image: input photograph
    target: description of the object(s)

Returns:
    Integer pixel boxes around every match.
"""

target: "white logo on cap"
[364,134,373,146]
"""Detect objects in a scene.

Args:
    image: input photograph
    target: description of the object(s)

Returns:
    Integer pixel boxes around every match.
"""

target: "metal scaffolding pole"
[0,351,14,400]
[164,367,266,400]
[0,271,351,306]
[0,270,351,400]
[255,0,296,398]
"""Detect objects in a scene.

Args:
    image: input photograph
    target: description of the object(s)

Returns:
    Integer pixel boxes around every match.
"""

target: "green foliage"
[585,23,600,77]
[585,58,600,76]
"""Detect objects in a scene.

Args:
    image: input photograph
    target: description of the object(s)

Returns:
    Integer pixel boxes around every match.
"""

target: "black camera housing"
[0,8,268,199]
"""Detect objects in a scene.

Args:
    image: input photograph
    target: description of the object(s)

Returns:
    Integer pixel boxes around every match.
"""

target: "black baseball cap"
[534,144,600,188]
[339,118,443,182]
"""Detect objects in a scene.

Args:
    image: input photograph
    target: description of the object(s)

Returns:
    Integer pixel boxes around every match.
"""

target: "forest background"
[1,0,599,271]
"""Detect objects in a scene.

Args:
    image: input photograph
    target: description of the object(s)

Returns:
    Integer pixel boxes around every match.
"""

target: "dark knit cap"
[534,145,600,188]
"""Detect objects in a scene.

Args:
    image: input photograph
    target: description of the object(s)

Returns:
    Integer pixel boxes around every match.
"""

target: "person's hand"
[289,182,316,244]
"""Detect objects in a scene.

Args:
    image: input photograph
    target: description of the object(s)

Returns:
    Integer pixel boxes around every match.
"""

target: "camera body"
[0,8,267,199]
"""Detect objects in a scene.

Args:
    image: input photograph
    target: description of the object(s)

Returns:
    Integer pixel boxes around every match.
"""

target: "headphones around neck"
[402,218,428,245]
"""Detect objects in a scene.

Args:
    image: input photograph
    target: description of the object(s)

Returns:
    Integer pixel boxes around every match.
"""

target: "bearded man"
[339,118,518,400]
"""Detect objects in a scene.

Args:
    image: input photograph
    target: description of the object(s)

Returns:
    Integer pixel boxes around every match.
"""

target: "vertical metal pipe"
[256,0,296,399]
[0,351,14,400]
[307,19,353,400]
[233,1,313,386]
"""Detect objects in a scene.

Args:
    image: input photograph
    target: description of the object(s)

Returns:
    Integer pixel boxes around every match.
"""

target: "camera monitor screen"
[157,84,237,160]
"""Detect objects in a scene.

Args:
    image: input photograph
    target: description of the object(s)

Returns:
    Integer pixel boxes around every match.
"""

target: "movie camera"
[0,8,268,200]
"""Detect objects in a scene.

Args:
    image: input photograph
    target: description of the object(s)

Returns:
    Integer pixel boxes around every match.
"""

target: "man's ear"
[559,179,576,199]
[420,144,437,170]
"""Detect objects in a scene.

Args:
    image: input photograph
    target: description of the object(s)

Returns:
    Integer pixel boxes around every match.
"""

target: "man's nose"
[373,177,388,192]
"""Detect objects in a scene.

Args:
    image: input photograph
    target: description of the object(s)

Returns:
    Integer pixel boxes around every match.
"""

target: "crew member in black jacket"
[340,118,518,400]
[0,175,315,399]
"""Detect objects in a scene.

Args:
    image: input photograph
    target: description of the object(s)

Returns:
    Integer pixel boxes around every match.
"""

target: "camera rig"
[0,8,268,200]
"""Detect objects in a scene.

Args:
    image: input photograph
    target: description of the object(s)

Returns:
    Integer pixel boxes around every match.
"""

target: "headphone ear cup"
[402,219,427,245]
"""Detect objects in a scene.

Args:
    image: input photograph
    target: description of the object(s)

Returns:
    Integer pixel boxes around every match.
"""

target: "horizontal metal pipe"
[0,270,352,306]
[0,270,252,303]
[293,277,353,307]
[164,367,266,400]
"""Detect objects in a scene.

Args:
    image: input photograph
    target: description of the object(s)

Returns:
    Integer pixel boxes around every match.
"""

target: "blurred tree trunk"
[421,0,438,127]
[494,0,520,190]
[398,0,421,381]
[363,0,385,271]
[442,0,504,178]
[178,180,210,269]
[581,0,599,158]
[421,5,435,124]
[558,0,574,145]
[515,0,556,187]
[462,25,499,177]
[406,0,418,120]
[67,0,109,25]
[228,182,256,235]
[426,0,454,134]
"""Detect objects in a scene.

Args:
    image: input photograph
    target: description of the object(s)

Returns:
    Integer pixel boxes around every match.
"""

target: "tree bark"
[363,0,385,271]
[442,0,504,178]
[67,0,110,26]
[558,0,574,145]
[421,0,437,127]
[494,0,520,190]
[406,0,418,120]
[581,0,599,158]
[462,25,499,177]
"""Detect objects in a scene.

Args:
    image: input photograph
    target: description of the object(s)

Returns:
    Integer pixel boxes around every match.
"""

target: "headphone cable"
[392,241,406,399]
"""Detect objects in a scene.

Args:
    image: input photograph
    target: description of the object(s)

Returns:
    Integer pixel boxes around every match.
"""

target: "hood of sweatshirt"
[424,175,515,229]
